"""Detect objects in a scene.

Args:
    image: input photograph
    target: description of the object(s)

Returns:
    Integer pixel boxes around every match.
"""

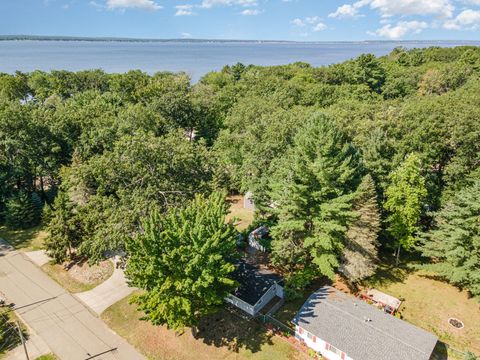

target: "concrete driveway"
[76,266,135,315]
[0,244,145,360]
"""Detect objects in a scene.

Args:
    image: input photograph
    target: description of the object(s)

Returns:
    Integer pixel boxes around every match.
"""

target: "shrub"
[4,192,42,229]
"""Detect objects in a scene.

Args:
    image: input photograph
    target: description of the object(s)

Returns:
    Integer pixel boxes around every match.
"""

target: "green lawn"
[35,354,58,360]
[365,263,480,359]
[226,195,254,231]
[0,310,27,359]
[42,260,114,293]
[0,225,47,251]
[102,293,307,360]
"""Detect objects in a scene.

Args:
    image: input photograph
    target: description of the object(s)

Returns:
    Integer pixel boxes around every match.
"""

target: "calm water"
[1,40,479,82]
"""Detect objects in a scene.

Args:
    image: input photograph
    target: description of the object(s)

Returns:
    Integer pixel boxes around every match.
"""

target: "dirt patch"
[67,260,113,284]
[333,274,356,295]
[42,260,114,293]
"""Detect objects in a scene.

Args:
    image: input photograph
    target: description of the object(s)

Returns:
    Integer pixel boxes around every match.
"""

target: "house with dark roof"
[293,286,438,360]
[225,258,284,316]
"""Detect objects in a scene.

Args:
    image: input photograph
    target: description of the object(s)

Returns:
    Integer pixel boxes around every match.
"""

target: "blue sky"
[1,0,480,41]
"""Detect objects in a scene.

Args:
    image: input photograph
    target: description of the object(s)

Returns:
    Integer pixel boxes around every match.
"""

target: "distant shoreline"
[1,35,480,45]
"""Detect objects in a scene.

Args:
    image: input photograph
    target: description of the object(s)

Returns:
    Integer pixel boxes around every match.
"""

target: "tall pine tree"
[420,180,480,300]
[269,114,362,280]
[340,174,381,283]
[45,190,83,263]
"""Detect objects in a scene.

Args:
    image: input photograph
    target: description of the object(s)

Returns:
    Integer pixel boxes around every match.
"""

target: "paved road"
[0,245,145,360]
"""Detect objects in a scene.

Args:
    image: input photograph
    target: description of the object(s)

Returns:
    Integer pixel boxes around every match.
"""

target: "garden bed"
[42,259,114,293]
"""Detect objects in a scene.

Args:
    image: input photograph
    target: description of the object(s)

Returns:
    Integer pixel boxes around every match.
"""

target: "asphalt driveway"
[0,243,145,360]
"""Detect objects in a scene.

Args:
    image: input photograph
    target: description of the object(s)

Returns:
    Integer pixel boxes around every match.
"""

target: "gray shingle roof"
[293,286,438,360]
[230,258,282,305]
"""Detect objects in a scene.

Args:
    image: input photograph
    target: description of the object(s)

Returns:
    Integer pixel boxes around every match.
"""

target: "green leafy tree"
[125,192,237,330]
[385,153,427,264]
[340,174,381,283]
[419,180,480,300]
[269,114,362,281]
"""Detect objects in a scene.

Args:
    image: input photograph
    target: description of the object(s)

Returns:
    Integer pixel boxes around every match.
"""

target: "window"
[306,332,317,343]
[326,343,344,357]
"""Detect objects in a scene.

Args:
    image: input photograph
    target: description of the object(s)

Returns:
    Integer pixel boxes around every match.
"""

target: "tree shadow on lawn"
[364,255,418,289]
[193,308,274,354]
[0,225,46,251]
[431,341,448,360]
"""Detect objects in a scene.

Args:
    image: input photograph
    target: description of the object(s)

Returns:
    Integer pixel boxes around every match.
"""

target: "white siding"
[225,294,255,316]
[226,283,284,316]
[295,325,353,360]
[275,285,284,298]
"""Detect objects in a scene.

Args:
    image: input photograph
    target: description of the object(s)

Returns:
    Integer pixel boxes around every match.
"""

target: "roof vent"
[363,316,372,322]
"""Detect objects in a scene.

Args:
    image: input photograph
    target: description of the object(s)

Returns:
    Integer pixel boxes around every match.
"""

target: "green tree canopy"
[419,179,480,299]
[269,113,362,281]
[384,153,427,263]
[125,192,237,330]
[340,174,381,283]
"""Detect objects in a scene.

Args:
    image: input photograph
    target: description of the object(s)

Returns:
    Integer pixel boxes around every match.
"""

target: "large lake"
[1,40,479,82]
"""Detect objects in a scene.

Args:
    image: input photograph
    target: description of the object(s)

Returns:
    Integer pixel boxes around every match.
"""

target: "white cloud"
[241,9,261,15]
[368,0,454,18]
[329,4,358,18]
[106,0,162,11]
[305,16,321,24]
[312,22,327,31]
[464,0,480,5]
[181,32,192,38]
[372,20,428,39]
[331,0,454,20]
[200,0,257,8]
[444,9,480,29]
[291,18,305,26]
[329,1,369,18]
[291,16,327,33]
[175,4,193,15]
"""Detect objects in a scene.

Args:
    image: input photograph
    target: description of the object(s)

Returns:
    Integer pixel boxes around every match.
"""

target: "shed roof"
[230,258,282,305]
[293,286,438,360]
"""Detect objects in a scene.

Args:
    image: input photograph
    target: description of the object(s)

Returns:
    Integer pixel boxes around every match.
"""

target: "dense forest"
[1,46,479,329]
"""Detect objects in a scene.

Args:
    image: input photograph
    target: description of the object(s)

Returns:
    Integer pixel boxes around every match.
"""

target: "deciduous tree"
[125,192,237,330]
[384,153,427,264]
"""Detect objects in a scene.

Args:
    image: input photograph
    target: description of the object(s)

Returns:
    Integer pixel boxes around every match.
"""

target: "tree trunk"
[40,176,46,202]
[395,244,401,266]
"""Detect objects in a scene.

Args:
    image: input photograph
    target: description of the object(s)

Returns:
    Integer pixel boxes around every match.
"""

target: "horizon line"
[2,35,480,44]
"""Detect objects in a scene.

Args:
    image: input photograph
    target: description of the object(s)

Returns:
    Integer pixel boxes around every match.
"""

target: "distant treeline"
[0,35,296,43]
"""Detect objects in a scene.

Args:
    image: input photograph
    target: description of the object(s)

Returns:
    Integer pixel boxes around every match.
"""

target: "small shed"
[360,288,402,314]
[248,226,269,252]
[243,191,255,210]
[225,258,283,316]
